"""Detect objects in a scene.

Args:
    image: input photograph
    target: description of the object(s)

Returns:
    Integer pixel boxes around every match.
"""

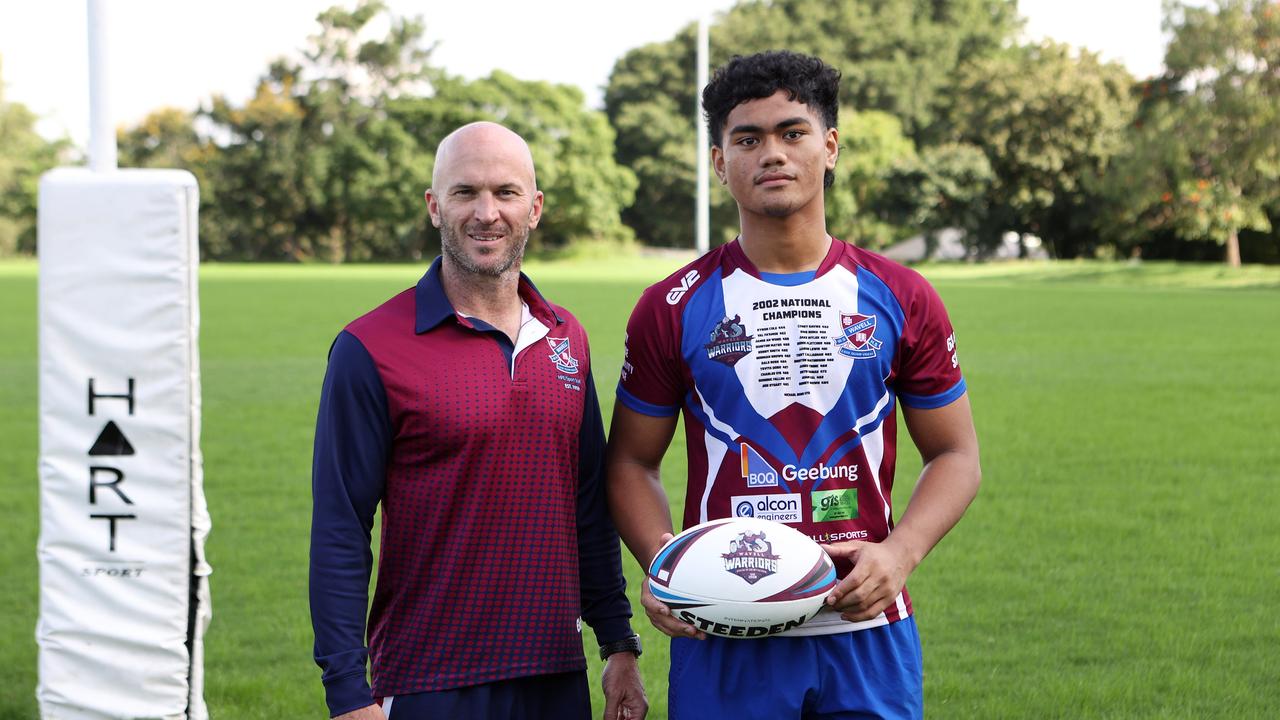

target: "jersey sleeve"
[309,330,390,717]
[616,286,685,417]
[894,279,967,409]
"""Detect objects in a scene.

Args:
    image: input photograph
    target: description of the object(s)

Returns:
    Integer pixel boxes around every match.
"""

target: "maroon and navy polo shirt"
[310,258,632,717]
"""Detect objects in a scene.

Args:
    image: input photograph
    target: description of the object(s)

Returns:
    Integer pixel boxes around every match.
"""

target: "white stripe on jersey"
[861,420,889,526]
[693,385,739,524]
[698,431,730,525]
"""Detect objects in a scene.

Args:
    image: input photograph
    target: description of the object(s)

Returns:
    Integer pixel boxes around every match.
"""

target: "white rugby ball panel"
[646,517,837,638]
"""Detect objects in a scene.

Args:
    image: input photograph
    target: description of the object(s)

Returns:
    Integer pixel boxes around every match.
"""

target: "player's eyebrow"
[728,117,813,136]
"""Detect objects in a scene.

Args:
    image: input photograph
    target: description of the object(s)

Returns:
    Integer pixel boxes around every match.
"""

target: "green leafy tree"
[0,55,70,256]
[185,1,435,261]
[950,41,1135,257]
[1098,1,1279,265]
[390,71,637,252]
[824,110,917,248]
[604,0,1018,247]
[1166,0,1279,266]
[878,142,994,255]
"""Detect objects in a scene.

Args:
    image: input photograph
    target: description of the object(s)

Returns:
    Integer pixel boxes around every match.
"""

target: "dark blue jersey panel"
[310,330,391,716]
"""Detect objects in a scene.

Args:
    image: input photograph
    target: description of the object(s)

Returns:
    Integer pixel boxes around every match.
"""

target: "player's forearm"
[884,448,981,569]
[606,460,676,566]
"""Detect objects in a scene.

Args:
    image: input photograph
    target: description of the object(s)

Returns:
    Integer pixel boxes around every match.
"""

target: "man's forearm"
[885,447,981,568]
[606,460,675,567]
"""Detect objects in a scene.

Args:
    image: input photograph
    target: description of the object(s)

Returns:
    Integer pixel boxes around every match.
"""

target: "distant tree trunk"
[1225,229,1241,267]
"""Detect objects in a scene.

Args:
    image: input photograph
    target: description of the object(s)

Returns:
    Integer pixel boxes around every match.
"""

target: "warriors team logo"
[545,336,580,374]
[834,313,884,359]
[721,531,779,584]
[705,315,753,366]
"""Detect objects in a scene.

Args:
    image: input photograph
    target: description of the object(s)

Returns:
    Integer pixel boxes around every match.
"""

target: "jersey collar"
[724,234,845,279]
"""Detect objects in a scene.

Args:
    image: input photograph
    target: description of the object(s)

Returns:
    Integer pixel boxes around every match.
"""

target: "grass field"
[2,258,1279,719]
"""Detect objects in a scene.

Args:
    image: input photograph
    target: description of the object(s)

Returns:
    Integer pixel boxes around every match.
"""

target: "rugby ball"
[647,517,836,639]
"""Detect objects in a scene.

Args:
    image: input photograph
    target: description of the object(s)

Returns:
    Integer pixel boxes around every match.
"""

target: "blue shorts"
[670,617,923,720]
[380,671,590,720]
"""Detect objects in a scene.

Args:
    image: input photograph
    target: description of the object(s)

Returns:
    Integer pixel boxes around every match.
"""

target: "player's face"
[712,91,838,220]
[426,133,543,278]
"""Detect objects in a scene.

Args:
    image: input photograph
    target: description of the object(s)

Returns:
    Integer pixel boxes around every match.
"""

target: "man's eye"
[737,137,758,147]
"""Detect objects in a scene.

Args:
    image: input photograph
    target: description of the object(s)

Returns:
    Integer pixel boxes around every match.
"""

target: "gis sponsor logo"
[732,493,802,523]
[811,488,856,522]
[721,530,779,584]
[739,443,779,488]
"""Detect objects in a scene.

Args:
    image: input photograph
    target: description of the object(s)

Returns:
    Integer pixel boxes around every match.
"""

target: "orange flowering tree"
[1103,0,1278,265]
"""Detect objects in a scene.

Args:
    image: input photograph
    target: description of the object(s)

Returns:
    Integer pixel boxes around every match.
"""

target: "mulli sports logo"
[721,530,779,584]
[740,443,858,488]
[545,336,580,374]
[705,315,753,366]
[834,312,883,359]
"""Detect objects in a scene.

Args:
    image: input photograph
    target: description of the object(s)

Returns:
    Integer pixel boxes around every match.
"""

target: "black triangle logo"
[89,421,135,456]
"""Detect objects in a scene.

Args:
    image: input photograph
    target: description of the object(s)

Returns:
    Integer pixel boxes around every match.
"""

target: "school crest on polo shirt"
[834,312,883,359]
[705,315,753,366]
[721,530,779,584]
[546,336,580,375]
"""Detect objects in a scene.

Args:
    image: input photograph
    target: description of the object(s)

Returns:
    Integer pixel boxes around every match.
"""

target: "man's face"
[426,130,543,278]
[712,90,838,220]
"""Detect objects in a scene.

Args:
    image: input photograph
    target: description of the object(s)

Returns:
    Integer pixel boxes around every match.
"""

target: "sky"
[0,0,1170,147]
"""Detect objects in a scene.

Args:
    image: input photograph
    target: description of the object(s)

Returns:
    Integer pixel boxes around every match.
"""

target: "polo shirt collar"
[414,256,563,334]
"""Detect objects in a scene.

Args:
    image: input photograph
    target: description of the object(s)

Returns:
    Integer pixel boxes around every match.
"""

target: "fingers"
[640,582,706,639]
[819,539,866,560]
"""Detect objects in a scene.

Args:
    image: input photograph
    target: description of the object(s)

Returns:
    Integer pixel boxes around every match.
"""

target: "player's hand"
[601,651,649,719]
[332,704,386,720]
[821,540,914,622]
[641,534,706,640]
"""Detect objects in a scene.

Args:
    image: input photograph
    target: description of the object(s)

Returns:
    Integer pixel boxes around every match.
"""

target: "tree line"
[2,0,1276,264]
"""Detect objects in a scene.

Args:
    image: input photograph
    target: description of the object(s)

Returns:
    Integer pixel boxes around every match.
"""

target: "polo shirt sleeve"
[576,368,634,645]
[309,330,390,717]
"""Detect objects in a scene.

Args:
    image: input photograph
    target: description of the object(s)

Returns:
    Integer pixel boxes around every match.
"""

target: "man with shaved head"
[310,122,647,720]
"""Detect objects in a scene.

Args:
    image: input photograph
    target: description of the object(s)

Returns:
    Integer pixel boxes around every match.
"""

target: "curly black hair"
[702,50,841,188]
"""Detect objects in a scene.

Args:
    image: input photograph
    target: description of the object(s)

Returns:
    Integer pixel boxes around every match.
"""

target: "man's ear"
[528,190,544,230]
[424,189,442,228]
[711,145,727,185]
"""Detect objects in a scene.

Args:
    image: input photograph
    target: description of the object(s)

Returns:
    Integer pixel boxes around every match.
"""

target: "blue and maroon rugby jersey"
[618,238,965,636]
[311,258,632,717]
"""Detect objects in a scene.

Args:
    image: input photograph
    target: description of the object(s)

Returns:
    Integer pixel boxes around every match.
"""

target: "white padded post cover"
[37,168,210,720]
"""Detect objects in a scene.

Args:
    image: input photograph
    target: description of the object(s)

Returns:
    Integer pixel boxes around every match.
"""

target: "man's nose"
[473,193,501,223]
[759,138,785,166]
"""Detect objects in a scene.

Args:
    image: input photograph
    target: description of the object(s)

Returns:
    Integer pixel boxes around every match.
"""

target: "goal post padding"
[37,168,210,720]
